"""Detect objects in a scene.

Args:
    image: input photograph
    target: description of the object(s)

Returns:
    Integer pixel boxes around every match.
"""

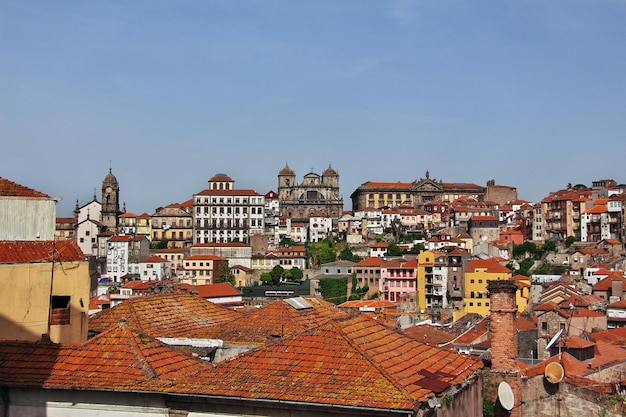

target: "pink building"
[380,258,418,302]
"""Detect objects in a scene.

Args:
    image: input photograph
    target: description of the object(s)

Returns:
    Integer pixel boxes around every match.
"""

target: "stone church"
[277,164,344,223]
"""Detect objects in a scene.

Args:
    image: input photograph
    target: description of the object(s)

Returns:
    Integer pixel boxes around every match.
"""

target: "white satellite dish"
[498,381,515,411]
[545,329,564,350]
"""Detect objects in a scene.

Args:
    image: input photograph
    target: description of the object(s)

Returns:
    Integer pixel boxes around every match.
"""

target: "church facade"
[277,164,344,223]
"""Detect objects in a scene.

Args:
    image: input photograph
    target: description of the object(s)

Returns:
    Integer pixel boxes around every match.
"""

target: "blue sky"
[2,0,625,217]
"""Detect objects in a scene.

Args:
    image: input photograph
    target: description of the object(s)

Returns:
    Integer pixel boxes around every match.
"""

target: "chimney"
[488,280,519,372]
[488,279,522,417]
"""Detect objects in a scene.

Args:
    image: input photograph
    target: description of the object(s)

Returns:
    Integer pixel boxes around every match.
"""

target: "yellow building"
[416,250,447,312]
[0,239,90,343]
[463,258,512,317]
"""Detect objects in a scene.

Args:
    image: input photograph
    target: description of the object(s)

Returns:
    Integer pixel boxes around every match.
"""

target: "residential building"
[418,250,448,311]
[138,255,171,281]
[0,177,59,240]
[181,254,229,285]
[263,190,280,247]
[55,217,75,239]
[277,164,344,223]
[380,258,418,303]
[606,299,626,328]
[192,282,244,307]
[463,258,512,317]
[151,246,190,278]
[190,242,252,268]
[308,211,333,242]
[230,264,256,287]
[354,256,386,298]
[104,235,151,283]
[117,211,138,235]
[193,173,264,244]
[540,187,598,242]
[152,200,193,248]
[467,215,499,244]
[0,239,89,343]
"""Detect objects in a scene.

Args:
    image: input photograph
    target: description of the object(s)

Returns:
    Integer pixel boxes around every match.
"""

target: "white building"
[105,235,150,283]
[193,174,265,244]
[309,212,332,243]
[138,255,171,281]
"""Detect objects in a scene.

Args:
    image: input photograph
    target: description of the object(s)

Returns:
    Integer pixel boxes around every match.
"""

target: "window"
[50,296,71,325]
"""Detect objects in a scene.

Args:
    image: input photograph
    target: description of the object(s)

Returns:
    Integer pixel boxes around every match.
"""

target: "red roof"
[0,321,211,390]
[193,282,242,298]
[466,259,511,274]
[140,255,168,263]
[0,239,85,263]
[186,315,482,408]
[88,293,240,338]
[192,297,348,345]
[0,177,50,197]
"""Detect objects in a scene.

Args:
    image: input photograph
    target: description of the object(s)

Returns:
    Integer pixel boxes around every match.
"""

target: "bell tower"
[101,167,120,231]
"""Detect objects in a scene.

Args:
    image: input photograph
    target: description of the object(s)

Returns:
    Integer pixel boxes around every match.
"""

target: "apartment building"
[152,200,193,248]
[193,174,264,244]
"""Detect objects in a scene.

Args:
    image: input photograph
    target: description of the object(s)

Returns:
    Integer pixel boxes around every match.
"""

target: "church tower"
[101,168,120,231]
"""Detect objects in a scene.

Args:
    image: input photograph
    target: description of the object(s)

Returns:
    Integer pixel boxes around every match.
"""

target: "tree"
[260,271,273,284]
[542,240,556,252]
[290,267,304,281]
[269,265,284,283]
[215,263,235,285]
[386,242,404,256]
[339,245,354,261]
[565,236,575,247]
[150,239,169,250]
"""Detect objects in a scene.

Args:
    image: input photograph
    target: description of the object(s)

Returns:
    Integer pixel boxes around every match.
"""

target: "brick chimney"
[488,280,518,371]
[487,279,522,417]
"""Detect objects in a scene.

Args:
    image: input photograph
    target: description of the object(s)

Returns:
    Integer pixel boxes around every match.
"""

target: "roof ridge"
[119,321,159,380]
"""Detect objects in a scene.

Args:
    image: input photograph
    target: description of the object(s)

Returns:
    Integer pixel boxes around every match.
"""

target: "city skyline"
[2,1,625,217]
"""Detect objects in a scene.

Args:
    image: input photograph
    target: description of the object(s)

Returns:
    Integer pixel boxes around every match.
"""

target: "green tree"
[565,236,575,247]
[290,267,304,281]
[319,277,348,304]
[270,265,285,283]
[386,242,404,256]
[260,271,273,285]
[543,240,556,252]
[339,245,355,261]
[215,263,235,285]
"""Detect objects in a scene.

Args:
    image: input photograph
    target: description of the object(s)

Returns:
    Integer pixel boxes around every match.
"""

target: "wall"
[0,261,90,343]
[0,198,57,240]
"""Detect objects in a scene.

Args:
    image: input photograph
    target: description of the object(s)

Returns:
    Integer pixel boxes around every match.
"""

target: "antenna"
[497,381,514,411]
[545,329,564,350]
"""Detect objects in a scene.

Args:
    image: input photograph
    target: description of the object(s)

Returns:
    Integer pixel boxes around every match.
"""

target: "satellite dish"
[545,329,564,350]
[498,381,515,411]
[544,362,565,384]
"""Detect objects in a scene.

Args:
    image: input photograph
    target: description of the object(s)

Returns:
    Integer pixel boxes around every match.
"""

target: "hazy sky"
[2,0,625,217]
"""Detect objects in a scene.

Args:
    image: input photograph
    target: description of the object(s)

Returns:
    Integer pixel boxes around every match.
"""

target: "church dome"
[279,163,295,176]
[323,164,338,176]
[103,168,118,187]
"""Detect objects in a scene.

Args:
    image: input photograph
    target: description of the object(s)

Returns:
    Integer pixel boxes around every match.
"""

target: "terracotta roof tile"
[192,297,347,344]
[0,239,85,263]
[0,321,211,390]
[193,282,242,298]
[89,293,240,338]
[183,315,481,409]
[0,177,50,197]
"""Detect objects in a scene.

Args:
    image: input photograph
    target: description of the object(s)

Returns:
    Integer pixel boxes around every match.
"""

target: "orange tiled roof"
[88,293,240,338]
[183,315,482,409]
[593,273,626,291]
[591,327,626,347]
[193,282,242,298]
[191,297,347,344]
[0,239,85,263]
[0,177,50,197]
[355,256,388,267]
[466,259,511,274]
[404,324,456,346]
[0,321,211,390]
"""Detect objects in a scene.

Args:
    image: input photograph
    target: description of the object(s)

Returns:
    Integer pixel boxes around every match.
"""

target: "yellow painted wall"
[463,268,512,317]
[0,261,90,343]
